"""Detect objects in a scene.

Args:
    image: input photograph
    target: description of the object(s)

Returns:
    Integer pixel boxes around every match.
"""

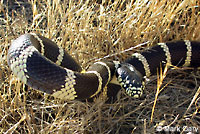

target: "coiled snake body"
[7,33,200,100]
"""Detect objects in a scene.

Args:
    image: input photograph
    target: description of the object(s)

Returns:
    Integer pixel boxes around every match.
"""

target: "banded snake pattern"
[7,33,200,100]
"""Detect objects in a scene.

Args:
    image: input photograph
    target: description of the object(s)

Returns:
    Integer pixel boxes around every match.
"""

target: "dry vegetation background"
[0,0,200,133]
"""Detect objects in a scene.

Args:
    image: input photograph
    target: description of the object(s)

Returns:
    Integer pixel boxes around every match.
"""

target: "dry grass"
[0,0,200,133]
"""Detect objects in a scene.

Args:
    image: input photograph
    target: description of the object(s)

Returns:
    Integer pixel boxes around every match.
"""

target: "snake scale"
[7,33,200,100]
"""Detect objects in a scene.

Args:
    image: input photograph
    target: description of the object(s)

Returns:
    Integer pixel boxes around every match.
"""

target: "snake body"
[7,33,117,100]
[117,40,200,97]
[7,33,200,100]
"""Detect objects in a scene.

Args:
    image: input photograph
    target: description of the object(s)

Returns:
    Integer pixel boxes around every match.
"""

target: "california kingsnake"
[7,33,200,100]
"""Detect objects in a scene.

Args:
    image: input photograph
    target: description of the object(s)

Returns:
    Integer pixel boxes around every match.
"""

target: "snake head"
[116,63,144,98]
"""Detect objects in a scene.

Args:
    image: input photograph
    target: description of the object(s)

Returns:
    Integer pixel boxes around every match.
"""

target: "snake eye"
[116,63,144,98]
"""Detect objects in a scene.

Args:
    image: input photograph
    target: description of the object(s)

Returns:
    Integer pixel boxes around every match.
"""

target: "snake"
[7,33,200,100]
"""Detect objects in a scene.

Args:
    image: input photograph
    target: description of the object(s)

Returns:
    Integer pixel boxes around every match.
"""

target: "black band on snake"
[7,33,200,100]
